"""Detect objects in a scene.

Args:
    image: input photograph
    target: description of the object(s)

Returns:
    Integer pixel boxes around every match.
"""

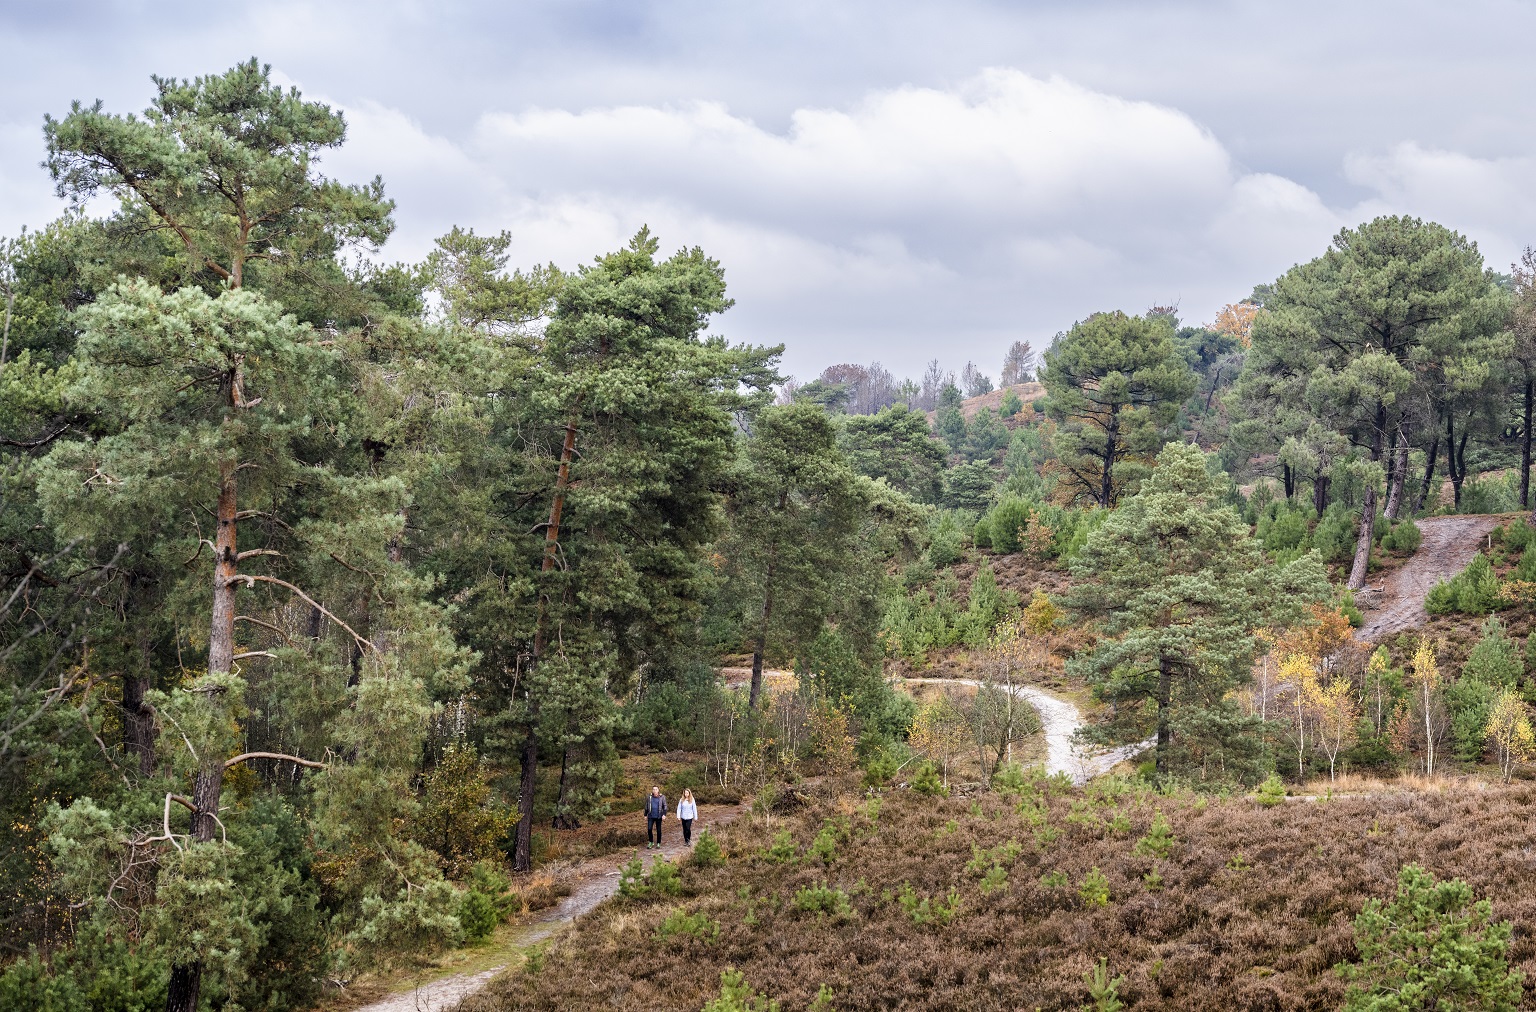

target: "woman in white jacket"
[677,789,698,845]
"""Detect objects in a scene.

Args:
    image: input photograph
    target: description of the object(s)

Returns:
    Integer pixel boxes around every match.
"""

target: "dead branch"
[224,750,327,770]
[227,574,372,654]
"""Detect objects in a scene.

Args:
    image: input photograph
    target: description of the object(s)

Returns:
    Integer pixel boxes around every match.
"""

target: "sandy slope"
[1353,514,1505,644]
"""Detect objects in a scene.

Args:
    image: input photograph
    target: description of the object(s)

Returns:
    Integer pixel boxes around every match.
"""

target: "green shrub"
[690,829,725,868]
[896,882,961,925]
[1380,519,1423,554]
[1426,553,1503,616]
[1255,774,1287,807]
[793,882,854,918]
[807,819,847,864]
[458,889,499,942]
[1085,957,1127,1012]
[808,984,837,1012]
[1339,589,1363,628]
[972,516,993,549]
[999,389,1024,418]
[910,761,948,797]
[655,908,720,945]
[1312,502,1358,564]
[986,497,1033,554]
[1464,616,1522,688]
[763,829,797,863]
[618,853,681,899]
[1133,811,1176,860]
[1337,864,1522,1011]
[1040,869,1069,888]
[648,856,681,896]
[861,750,897,788]
[1078,867,1111,907]
[705,968,781,1012]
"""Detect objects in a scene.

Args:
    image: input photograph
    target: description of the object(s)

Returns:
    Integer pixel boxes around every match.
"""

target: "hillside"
[925,381,1046,423]
[464,780,1536,1012]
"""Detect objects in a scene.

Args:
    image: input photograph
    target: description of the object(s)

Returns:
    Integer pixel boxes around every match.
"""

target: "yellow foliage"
[1484,689,1536,782]
[1210,302,1260,347]
[1021,590,1060,637]
[1409,636,1440,689]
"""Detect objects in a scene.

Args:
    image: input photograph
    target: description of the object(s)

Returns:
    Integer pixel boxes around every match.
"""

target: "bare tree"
[961,361,994,398]
[918,360,954,412]
[1000,340,1035,386]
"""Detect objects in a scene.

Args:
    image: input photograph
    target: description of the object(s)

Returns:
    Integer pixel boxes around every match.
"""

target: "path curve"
[350,805,741,1012]
[902,677,1150,783]
[1354,514,1505,644]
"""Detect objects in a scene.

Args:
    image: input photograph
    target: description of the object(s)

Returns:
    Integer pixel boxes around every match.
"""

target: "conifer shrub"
[1255,774,1287,807]
[690,829,725,869]
[792,882,854,919]
[704,969,781,1012]
[1132,810,1177,859]
[1077,867,1111,907]
[1426,553,1503,616]
[1337,864,1522,1010]
[909,761,948,797]
[458,889,499,942]
[1380,518,1422,555]
[654,908,721,946]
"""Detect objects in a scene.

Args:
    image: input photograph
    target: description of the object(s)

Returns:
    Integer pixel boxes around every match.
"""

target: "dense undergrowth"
[464,779,1536,1012]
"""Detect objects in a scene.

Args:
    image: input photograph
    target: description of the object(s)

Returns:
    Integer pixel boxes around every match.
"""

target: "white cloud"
[1344,143,1536,269]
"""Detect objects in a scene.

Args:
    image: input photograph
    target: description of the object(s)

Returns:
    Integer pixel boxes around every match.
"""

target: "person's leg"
[682,818,692,844]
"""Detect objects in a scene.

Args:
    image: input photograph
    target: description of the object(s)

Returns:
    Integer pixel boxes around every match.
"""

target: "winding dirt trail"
[1354,515,1504,644]
[350,804,743,1012]
[901,677,1149,782]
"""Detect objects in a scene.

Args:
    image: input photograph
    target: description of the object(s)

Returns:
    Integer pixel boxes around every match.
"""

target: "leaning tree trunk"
[1348,486,1378,590]
[1384,429,1409,521]
[166,461,238,1012]
[514,415,579,874]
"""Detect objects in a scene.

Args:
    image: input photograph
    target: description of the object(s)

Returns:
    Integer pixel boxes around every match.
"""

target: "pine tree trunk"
[165,963,202,1012]
[515,415,579,874]
[750,550,777,710]
[1313,473,1329,516]
[1384,430,1409,520]
[168,462,239,1010]
[1154,657,1173,776]
[1100,416,1119,508]
[1416,434,1440,513]
[1522,376,1533,511]
[1282,462,1294,501]
[121,674,154,778]
[1348,486,1376,590]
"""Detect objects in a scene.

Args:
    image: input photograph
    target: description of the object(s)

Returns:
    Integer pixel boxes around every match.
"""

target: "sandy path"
[1354,515,1504,644]
[902,677,1150,783]
[351,804,742,1012]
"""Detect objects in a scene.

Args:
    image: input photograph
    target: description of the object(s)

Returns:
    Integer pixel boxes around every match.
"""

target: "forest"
[6,59,1536,1011]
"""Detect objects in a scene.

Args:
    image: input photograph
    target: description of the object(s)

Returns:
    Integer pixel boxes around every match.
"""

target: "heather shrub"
[1337,863,1522,1010]
[473,784,1536,1012]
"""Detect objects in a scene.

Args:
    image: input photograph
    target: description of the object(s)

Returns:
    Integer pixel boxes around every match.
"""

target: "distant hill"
[925,381,1046,424]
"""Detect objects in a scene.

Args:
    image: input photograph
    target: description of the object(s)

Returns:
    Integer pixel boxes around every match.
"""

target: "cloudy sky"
[2,1,1533,380]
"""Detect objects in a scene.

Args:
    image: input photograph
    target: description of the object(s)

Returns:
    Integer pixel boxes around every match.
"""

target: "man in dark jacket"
[644,786,668,849]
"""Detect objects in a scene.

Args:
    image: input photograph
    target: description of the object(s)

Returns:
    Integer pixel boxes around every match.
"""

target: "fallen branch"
[224,751,327,770]
[232,650,277,661]
[226,574,371,654]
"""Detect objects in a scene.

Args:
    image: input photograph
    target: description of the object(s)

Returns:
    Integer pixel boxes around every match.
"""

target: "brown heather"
[464,782,1536,1011]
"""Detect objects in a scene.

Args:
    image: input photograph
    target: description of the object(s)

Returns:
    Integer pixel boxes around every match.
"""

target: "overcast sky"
[3,1,1533,380]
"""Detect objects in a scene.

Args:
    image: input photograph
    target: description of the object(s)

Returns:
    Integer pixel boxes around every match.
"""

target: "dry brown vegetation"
[465,780,1536,1011]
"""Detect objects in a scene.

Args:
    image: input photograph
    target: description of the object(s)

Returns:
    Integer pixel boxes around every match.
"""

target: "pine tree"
[1068,442,1329,776]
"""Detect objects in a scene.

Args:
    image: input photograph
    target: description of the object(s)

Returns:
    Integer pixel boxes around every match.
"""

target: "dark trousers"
[647,817,663,844]
[681,818,693,844]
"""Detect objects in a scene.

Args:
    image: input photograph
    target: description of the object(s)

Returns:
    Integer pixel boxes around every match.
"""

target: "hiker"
[677,788,697,845]
[644,785,668,849]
